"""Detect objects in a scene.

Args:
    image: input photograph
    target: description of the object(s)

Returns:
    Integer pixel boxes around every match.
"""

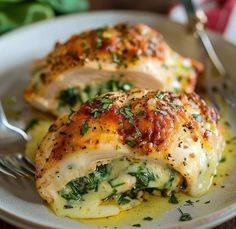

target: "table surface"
[0,0,236,228]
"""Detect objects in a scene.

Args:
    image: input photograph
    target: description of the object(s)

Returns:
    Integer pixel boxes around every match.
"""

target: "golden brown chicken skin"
[35,89,224,218]
[25,23,203,116]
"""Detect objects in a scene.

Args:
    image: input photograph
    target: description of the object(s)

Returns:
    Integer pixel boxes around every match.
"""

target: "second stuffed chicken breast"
[24,23,203,116]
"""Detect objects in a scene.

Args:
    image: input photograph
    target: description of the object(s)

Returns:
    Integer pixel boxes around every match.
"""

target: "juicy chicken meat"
[24,23,203,116]
[35,89,224,219]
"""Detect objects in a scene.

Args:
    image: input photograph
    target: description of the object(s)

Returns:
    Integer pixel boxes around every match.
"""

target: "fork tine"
[0,100,36,179]
[0,162,17,178]
[9,156,34,178]
[20,166,35,177]
[0,156,31,178]
[22,155,35,170]
[0,158,20,178]
[13,154,35,176]
[17,164,35,177]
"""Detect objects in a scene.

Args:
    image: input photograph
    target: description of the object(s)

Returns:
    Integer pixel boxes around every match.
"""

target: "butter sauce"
[80,194,179,228]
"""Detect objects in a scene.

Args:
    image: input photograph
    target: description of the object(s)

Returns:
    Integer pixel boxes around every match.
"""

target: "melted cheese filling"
[50,157,183,219]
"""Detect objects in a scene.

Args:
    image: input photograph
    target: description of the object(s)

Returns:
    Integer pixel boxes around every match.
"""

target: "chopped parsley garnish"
[111,52,121,65]
[80,121,90,136]
[96,27,107,37]
[120,105,133,117]
[185,200,194,206]
[178,208,192,221]
[120,105,142,141]
[169,193,179,204]
[192,114,203,123]
[95,38,103,48]
[134,126,142,138]
[156,91,166,100]
[136,110,146,117]
[143,217,153,221]
[204,200,211,204]
[125,139,136,148]
[170,103,181,109]
[120,105,134,124]
[100,98,113,108]
[156,109,167,116]
[91,98,113,118]
[219,156,226,163]
[91,109,101,118]
[155,91,182,109]
[25,118,39,132]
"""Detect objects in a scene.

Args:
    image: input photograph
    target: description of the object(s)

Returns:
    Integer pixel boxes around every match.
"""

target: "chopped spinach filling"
[59,159,180,208]
[58,79,133,109]
[128,166,156,189]
[164,170,176,189]
[59,164,112,202]
[59,87,80,108]
[114,166,156,205]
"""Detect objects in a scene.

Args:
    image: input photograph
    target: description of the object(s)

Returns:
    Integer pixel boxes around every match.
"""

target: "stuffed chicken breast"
[24,23,203,116]
[35,89,224,219]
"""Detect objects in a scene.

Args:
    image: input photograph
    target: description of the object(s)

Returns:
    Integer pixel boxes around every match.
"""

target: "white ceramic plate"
[0,11,236,229]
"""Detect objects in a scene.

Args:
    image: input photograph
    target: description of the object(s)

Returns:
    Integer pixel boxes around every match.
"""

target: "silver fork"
[181,0,236,109]
[0,101,35,179]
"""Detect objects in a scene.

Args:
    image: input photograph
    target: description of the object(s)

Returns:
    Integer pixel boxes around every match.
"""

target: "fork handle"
[180,0,226,76]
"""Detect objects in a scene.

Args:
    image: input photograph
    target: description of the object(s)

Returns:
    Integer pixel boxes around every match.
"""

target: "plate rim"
[0,9,235,49]
[1,199,236,229]
[0,10,236,229]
